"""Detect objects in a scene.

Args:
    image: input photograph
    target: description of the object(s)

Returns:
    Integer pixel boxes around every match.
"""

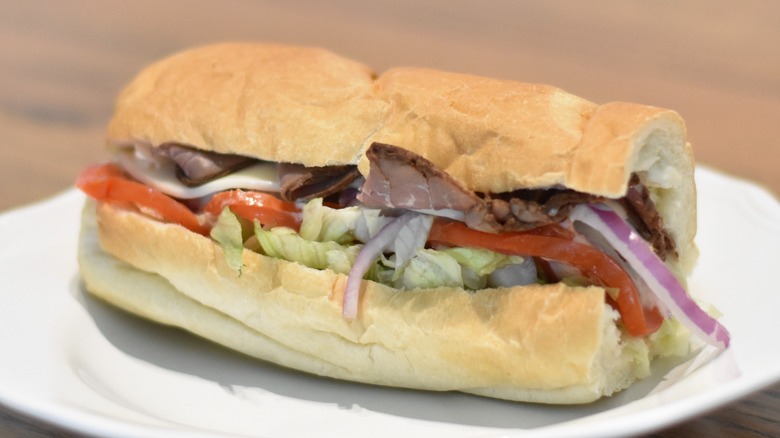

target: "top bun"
[106,43,696,271]
[107,43,387,166]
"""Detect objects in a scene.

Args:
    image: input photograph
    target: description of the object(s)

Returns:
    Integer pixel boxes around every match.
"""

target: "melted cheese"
[117,150,280,199]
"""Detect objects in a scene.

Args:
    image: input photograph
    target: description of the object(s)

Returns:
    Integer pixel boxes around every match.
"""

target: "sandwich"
[75,42,729,404]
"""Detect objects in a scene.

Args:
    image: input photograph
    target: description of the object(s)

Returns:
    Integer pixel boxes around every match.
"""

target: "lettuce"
[210,208,245,272]
[212,198,537,290]
[391,247,527,290]
[398,249,463,289]
[439,247,524,276]
[648,318,691,358]
[299,198,361,243]
[298,198,391,244]
[254,222,360,275]
[434,247,527,289]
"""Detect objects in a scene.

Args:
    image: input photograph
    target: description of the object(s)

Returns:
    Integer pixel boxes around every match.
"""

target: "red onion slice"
[342,213,416,319]
[570,204,730,348]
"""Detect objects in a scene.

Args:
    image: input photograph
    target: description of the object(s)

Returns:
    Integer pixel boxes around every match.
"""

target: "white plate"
[1,166,779,438]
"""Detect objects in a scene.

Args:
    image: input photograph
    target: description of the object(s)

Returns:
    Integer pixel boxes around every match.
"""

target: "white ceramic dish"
[1,166,779,437]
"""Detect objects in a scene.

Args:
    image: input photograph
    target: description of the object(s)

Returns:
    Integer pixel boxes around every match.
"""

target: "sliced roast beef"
[358,142,676,259]
[468,189,602,232]
[621,174,678,258]
[358,142,594,232]
[278,163,361,202]
[358,143,481,211]
[160,143,256,186]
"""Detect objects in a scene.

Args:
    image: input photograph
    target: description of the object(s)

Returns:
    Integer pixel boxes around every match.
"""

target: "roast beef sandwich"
[76,42,729,404]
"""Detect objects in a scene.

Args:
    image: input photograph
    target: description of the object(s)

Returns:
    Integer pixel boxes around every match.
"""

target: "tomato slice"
[203,190,301,230]
[428,220,663,337]
[76,162,209,235]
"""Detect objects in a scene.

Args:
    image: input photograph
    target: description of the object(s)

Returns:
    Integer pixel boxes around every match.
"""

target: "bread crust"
[365,68,696,272]
[107,43,388,166]
[88,45,699,401]
[106,44,696,271]
[78,201,648,404]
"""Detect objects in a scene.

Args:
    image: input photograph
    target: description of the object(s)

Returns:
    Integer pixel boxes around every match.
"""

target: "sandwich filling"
[76,141,728,349]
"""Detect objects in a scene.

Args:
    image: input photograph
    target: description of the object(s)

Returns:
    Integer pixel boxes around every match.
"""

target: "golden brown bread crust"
[363,67,596,194]
[78,200,651,404]
[106,43,697,272]
[107,43,388,166]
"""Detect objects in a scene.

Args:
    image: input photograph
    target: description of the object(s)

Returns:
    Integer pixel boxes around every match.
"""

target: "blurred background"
[1,0,778,211]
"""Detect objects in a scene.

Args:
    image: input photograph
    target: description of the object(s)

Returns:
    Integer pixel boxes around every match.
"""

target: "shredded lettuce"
[298,198,391,244]
[212,198,538,290]
[299,198,361,243]
[398,249,463,289]
[432,247,527,289]
[461,267,487,290]
[439,247,524,276]
[210,208,245,273]
[648,318,691,358]
[624,318,691,380]
[325,246,362,275]
[254,222,360,275]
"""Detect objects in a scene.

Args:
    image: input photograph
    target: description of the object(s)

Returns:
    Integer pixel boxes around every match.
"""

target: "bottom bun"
[78,200,655,404]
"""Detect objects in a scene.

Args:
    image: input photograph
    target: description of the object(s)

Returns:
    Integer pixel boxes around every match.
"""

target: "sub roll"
[76,43,728,404]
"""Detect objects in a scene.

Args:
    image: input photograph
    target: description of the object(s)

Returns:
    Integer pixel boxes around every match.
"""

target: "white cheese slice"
[117,150,280,199]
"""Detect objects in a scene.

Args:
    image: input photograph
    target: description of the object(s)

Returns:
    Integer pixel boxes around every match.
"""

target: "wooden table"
[1,1,778,436]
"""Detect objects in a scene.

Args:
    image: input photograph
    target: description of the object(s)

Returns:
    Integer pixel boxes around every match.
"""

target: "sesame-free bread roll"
[77,43,701,404]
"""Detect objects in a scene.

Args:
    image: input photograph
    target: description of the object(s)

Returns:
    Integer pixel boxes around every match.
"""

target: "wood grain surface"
[1,1,778,436]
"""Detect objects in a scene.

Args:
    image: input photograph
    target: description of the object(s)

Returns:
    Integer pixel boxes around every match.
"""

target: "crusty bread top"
[363,67,595,193]
[363,67,696,271]
[108,44,692,196]
[106,43,697,271]
[107,43,387,166]
[366,68,692,197]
